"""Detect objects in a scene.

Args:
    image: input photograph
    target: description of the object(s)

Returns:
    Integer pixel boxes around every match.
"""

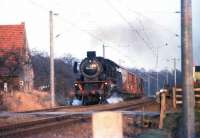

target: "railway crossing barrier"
[172,87,200,109]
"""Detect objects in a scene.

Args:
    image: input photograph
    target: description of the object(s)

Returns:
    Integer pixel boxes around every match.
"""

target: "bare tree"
[31,51,77,103]
[0,48,23,90]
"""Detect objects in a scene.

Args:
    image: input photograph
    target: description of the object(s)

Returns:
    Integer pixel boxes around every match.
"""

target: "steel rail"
[0,98,155,137]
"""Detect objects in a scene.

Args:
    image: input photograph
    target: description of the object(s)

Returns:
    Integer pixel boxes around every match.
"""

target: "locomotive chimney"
[87,51,96,59]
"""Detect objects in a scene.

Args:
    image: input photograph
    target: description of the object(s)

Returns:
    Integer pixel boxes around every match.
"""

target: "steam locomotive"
[73,51,144,105]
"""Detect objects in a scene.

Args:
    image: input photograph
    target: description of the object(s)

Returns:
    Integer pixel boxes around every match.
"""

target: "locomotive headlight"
[85,63,97,70]
[74,83,78,86]
[90,63,97,68]
[104,82,108,85]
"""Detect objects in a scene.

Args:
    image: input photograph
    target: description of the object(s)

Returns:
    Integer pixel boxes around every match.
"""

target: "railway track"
[0,97,156,138]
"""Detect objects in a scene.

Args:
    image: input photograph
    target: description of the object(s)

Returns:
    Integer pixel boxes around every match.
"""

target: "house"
[0,23,34,91]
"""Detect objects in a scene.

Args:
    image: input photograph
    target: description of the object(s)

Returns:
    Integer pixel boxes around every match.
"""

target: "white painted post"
[4,82,8,92]
[92,112,123,138]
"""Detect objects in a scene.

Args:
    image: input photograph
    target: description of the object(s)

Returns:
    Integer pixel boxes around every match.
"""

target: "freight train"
[72,51,144,105]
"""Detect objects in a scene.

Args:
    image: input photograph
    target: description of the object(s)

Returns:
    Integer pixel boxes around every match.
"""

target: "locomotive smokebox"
[87,51,96,59]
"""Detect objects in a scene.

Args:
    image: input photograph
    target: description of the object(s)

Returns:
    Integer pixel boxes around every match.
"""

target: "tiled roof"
[0,23,25,52]
[0,23,26,77]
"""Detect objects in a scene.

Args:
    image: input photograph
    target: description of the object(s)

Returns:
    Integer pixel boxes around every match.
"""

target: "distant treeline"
[31,50,78,104]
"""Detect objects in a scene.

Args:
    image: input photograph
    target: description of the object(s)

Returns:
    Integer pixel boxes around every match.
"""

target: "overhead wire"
[113,0,156,52]
[27,0,105,44]
[127,9,180,40]
[28,0,171,84]
[104,0,156,55]
[26,0,142,68]
[116,0,179,35]
[26,0,163,72]
[109,46,139,66]
[28,0,49,11]
[113,0,180,68]
[57,16,105,43]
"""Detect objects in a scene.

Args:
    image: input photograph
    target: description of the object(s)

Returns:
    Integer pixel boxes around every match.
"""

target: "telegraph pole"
[166,69,169,84]
[181,0,195,137]
[156,48,159,92]
[172,58,177,88]
[148,74,151,97]
[155,44,168,91]
[165,59,170,84]
[49,10,55,107]
[103,44,105,58]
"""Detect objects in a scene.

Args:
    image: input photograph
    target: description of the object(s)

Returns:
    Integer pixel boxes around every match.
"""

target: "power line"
[56,16,105,43]
[28,0,150,49]
[27,0,140,66]
[26,0,156,69]
[134,15,156,52]
[111,47,137,63]
[128,9,180,39]
[116,0,179,35]
[114,0,181,68]
[114,0,157,52]
[105,0,181,72]
[104,0,155,55]
[27,0,105,43]
[28,0,49,11]
[105,0,175,73]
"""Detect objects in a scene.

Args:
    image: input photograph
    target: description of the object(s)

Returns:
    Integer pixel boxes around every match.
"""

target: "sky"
[0,0,199,71]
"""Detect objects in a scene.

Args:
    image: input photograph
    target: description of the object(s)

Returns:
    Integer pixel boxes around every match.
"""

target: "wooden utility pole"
[181,0,195,137]
[50,10,55,107]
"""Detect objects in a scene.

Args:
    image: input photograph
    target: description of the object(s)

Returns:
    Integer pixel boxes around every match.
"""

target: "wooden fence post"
[92,112,123,138]
[159,91,166,129]
[172,87,177,109]
[194,88,200,105]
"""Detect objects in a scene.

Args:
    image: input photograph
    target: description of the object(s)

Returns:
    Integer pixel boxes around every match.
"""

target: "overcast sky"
[0,0,199,71]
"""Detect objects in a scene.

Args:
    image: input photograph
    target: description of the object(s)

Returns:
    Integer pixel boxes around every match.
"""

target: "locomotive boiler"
[73,51,144,105]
